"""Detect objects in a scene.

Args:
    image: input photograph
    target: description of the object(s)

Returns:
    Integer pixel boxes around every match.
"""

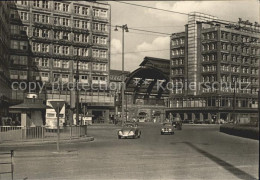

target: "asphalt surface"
[0,123,258,180]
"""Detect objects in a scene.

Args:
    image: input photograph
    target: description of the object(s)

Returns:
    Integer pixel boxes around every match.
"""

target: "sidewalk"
[0,135,94,147]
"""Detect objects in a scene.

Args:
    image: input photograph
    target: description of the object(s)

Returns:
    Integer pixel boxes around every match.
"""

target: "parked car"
[183,119,193,124]
[194,119,203,124]
[118,123,141,139]
[161,123,174,135]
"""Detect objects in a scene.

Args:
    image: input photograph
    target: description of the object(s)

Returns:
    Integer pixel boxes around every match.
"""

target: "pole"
[57,106,60,152]
[76,52,79,125]
[257,89,260,127]
[121,27,125,126]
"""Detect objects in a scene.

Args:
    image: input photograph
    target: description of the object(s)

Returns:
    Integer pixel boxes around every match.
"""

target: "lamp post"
[114,24,129,126]
[75,49,80,125]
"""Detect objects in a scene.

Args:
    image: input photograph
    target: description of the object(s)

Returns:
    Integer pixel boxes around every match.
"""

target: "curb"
[0,136,94,147]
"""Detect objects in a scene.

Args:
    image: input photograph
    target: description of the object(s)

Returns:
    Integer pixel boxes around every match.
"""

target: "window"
[11,25,19,34]
[53,59,61,68]
[19,71,27,80]
[82,21,88,29]
[93,9,99,17]
[33,0,40,7]
[92,76,99,81]
[33,14,40,22]
[62,18,69,26]
[74,20,80,28]
[82,34,88,43]
[42,44,49,52]
[20,56,28,65]
[82,7,88,15]
[62,60,69,68]
[62,46,69,55]
[41,58,49,67]
[100,24,106,31]
[41,15,49,23]
[93,36,99,44]
[100,77,106,81]
[61,74,69,82]
[10,70,18,79]
[42,29,49,38]
[21,0,28,6]
[93,23,99,30]
[42,1,48,8]
[93,63,99,70]
[82,49,88,56]
[100,10,107,18]
[19,41,28,50]
[33,28,40,37]
[54,31,60,39]
[53,73,60,82]
[54,45,60,54]
[80,75,88,80]
[92,49,99,57]
[34,58,40,66]
[20,12,28,21]
[41,72,49,82]
[54,2,61,11]
[74,33,80,42]
[100,50,107,58]
[63,4,69,12]
[54,17,60,25]
[100,64,106,71]
[74,6,80,14]
[63,32,69,40]
[81,62,88,70]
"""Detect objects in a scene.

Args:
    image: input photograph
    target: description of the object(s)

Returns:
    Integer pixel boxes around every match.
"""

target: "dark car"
[172,118,182,130]
[118,123,141,139]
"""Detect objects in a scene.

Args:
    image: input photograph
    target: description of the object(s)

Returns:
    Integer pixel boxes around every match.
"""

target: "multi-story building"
[0,2,12,122]
[9,1,112,124]
[169,12,260,123]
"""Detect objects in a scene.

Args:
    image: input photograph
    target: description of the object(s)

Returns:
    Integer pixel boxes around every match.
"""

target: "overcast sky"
[109,1,260,71]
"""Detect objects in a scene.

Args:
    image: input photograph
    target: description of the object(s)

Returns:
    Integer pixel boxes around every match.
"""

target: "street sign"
[49,101,65,114]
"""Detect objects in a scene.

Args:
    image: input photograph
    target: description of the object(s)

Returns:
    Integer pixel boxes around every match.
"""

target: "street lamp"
[75,49,80,125]
[114,24,129,126]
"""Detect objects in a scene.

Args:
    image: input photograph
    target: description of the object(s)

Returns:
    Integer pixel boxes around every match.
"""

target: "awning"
[9,103,47,110]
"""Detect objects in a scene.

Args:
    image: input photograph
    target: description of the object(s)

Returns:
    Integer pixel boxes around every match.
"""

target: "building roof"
[110,69,130,76]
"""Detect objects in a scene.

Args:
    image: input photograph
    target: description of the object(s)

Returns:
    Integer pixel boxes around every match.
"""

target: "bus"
[45,99,66,129]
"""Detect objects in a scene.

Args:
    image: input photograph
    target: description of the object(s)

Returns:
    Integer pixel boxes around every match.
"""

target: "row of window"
[10,55,28,65]
[171,48,184,56]
[12,11,108,31]
[202,32,216,40]
[14,1,108,18]
[171,59,184,66]
[171,38,185,46]
[202,43,216,51]
[10,70,27,80]
[34,58,107,71]
[171,69,184,75]
[42,73,107,83]
[202,65,216,72]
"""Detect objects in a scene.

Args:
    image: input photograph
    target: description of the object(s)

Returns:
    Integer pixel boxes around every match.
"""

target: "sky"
[109,1,260,72]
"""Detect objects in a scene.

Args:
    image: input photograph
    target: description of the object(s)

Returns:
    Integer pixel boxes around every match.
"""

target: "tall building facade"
[169,13,260,123]
[0,2,12,121]
[9,1,112,123]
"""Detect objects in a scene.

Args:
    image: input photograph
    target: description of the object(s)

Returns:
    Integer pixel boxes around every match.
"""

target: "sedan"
[118,123,141,139]
[161,123,174,135]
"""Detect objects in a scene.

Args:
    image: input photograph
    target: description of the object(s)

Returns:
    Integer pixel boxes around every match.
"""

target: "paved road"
[0,123,258,180]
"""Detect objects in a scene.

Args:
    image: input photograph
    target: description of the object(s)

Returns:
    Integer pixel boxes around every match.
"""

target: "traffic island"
[220,124,259,140]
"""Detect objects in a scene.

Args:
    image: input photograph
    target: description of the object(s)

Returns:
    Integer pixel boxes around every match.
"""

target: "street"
[0,123,258,180]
